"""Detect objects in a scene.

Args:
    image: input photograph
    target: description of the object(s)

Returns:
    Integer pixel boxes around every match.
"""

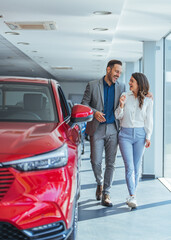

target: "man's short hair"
[107,60,122,68]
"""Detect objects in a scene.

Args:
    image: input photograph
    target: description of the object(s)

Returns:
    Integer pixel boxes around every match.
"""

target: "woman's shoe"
[126,196,137,208]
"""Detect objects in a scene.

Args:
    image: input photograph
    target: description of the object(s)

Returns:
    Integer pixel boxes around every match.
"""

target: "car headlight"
[5,144,68,171]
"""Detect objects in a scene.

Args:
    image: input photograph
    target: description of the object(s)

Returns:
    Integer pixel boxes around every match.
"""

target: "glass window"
[164,33,171,177]
[58,87,70,120]
[0,82,57,122]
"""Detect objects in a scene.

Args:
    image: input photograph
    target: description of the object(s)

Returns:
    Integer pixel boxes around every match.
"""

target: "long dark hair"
[132,72,150,108]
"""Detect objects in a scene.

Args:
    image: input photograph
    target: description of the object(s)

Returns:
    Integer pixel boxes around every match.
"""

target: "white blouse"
[115,91,153,140]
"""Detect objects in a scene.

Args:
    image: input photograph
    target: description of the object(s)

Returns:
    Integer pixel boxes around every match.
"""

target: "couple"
[81,60,153,208]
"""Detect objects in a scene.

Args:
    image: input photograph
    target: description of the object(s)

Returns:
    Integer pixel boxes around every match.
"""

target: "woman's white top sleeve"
[115,91,153,140]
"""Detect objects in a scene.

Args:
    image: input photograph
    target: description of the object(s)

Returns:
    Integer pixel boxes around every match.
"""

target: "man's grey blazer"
[81,77,125,136]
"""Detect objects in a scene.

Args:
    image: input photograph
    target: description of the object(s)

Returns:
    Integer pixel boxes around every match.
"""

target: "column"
[142,40,164,178]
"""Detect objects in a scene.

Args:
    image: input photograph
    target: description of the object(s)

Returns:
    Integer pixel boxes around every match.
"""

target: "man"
[81,60,125,207]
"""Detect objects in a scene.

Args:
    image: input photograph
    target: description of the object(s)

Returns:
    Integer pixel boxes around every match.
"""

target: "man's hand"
[95,111,106,123]
[145,139,151,148]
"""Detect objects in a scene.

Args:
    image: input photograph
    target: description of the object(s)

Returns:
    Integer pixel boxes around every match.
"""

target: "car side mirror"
[70,104,93,124]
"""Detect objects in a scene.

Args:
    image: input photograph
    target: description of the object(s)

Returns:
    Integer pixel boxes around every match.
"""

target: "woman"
[115,72,153,208]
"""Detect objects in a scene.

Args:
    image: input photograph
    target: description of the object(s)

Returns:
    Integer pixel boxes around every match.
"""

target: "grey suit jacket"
[81,77,125,136]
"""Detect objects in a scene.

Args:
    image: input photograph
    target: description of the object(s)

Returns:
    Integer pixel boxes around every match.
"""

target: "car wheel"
[68,201,78,240]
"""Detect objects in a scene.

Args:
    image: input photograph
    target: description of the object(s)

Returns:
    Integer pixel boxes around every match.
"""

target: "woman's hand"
[145,139,151,148]
[119,95,126,108]
[95,111,106,123]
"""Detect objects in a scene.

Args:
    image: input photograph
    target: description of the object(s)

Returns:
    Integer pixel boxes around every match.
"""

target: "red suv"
[0,77,93,240]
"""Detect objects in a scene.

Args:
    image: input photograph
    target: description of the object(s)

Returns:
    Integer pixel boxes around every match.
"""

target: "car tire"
[68,201,78,240]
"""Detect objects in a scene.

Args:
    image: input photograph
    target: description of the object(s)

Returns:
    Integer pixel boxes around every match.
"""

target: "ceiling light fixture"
[92,48,104,51]
[93,11,112,15]
[93,39,107,42]
[5,21,57,30]
[93,28,108,31]
[5,31,20,35]
[93,54,103,57]
[17,42,29,45]
[51,66,72,70]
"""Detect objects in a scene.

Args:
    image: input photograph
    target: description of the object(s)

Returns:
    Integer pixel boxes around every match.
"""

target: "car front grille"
[0,168,15,201]
[24,221,69,240]
[0,221,70,240]
[0,222,29,240]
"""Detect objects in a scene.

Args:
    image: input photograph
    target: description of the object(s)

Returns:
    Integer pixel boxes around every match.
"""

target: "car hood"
[0,122,64,162]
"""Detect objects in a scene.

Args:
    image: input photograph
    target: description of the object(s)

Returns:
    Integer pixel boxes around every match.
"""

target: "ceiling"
[0,0,171,82]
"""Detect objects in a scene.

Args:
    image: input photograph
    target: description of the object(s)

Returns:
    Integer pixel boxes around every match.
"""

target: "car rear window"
[0,82,58,122]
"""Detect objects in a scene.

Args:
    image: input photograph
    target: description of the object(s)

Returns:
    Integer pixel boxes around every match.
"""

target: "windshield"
[0,82,58,122]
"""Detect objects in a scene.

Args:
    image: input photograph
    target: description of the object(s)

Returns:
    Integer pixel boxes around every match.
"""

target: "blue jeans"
[118,127,146,196]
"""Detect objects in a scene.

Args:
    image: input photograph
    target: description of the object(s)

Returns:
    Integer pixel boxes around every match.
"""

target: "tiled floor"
[77,141,171,240]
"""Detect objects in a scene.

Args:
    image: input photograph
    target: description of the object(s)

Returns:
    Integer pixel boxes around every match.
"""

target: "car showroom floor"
[77,141,171,240]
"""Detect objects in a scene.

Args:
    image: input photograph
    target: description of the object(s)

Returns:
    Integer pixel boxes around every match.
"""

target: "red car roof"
[0,76,50,84]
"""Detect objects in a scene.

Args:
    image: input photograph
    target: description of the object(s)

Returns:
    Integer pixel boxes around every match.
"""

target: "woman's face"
[129,76,139,95]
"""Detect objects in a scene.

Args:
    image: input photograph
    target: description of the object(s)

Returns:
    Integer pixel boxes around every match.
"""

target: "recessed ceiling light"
[93,28,108,31]
[92,48,104,51]
[93,11,112,15]
[93,39,107,42]
[93,54,103,57]
[51,66,72,70]
[5,31,20,35]
[17,42,29,45]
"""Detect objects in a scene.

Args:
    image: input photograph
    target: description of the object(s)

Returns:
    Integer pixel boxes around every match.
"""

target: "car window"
[0,82,58,122]
[58,87,70,120]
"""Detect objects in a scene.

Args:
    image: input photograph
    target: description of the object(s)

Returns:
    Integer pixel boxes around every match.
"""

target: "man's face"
[107,64,122,84]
